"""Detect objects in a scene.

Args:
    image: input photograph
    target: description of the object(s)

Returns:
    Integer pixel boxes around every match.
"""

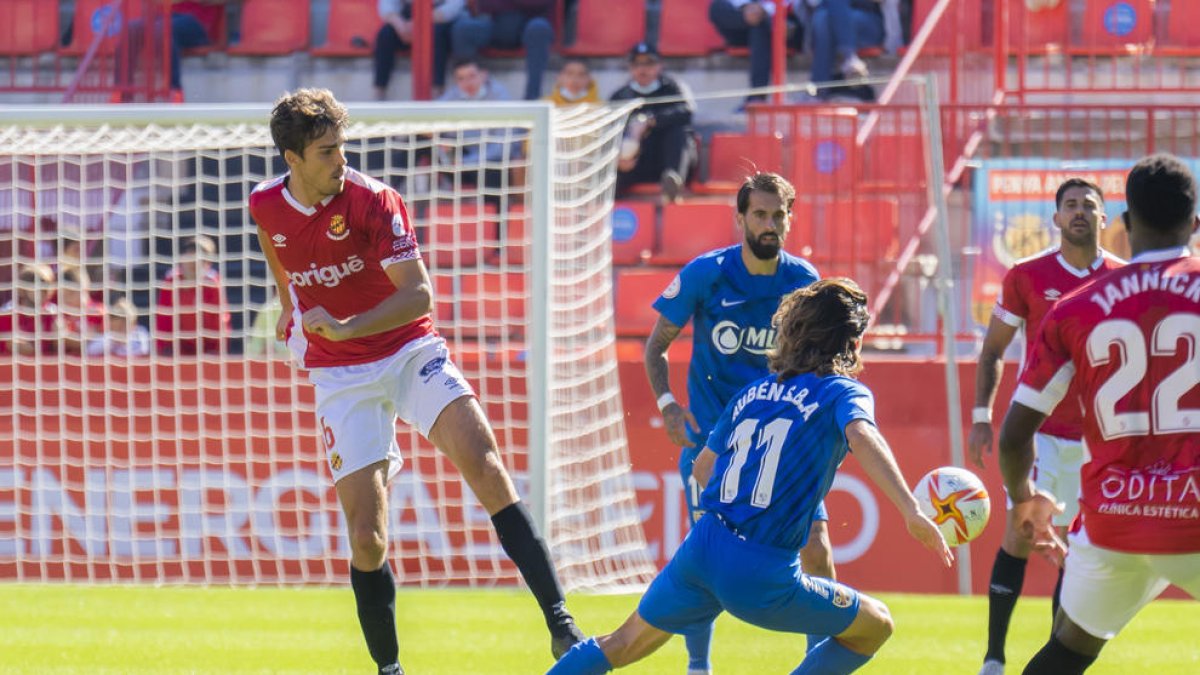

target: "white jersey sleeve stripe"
[1013,361,1075,414]
[993,304,1024,328]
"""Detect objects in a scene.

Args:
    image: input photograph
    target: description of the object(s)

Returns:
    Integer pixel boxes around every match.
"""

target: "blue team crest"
[392,213,406,237]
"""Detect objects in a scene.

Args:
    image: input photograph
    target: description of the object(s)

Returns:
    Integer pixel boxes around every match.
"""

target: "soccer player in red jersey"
[250,88,582,674]
[999,154,1200,674]
[967,178,1123,675]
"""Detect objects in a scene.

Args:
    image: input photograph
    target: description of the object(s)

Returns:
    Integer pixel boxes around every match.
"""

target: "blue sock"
[790,638,872,675]
[685,622,714,671]
[806,633,827,654]
[547,637,611,675]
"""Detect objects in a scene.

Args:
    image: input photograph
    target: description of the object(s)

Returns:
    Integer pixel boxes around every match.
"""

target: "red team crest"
[327,214,349,241]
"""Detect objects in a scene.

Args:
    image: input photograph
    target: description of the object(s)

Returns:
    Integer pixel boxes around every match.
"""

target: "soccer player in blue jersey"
[644,171,830,673]
[552,278,953,675]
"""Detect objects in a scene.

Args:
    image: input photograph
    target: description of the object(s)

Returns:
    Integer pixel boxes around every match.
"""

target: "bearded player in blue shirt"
[551,279,953,674]
[644,172,829,673]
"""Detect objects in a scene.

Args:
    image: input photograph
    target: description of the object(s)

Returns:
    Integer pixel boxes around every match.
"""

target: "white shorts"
[1004,433,1084,527]
[1061,526,1200,640]
[307,336,475,483]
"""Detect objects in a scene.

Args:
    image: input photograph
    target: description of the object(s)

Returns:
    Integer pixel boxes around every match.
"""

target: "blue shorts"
[638,514,860,637]
[679,447,829,525]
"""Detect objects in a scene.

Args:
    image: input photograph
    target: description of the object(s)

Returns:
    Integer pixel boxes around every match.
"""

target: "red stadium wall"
[0,355,1064,595]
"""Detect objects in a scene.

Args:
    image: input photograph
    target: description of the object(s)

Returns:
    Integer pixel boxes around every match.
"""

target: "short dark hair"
[769,278,870,379]
[1055,177,1104,209]
[450,56,484,74]
[736,172,796,215]
[269,88,349,159]
[1126,153,1198,232]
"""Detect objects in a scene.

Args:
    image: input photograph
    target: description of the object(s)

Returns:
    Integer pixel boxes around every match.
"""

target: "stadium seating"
[424,201,500,269]
[704,133,785,188]
[1078,0,1152,52]
[562,0,646,56]
[789,111,859,197]
[658,0,725,57]
[614,268,677,337]
[611,201,656,266]
[500,208,529,267]
[227,0,310,55]
[791,197,900,276]
[457,271,527,339]
[860,132,927,192]
[311,0,380,56]
[1164,0,1200,50]
[61,0,128,56]
[0,0,60,56]
[911,0,983,53]
[1008,0,1069,51]
[652,201,737,266]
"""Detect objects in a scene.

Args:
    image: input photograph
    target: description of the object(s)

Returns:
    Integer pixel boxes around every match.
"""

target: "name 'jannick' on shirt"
[1089,268,1200,315]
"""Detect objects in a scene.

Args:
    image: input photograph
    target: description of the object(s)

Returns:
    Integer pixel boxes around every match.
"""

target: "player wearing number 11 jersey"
[549,279,952,675]
[999,154,1200,674]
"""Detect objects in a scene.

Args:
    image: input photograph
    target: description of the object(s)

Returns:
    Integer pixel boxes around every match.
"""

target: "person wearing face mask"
[609,42,697,204]
[546,58,600,107]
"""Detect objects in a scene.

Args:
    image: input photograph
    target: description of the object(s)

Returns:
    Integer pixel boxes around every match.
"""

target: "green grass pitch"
[0,585,1195,673]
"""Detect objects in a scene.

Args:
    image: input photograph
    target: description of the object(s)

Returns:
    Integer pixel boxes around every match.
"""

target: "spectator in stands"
[374,0,464,100]
[88,298,151,358]
[451,0,554,100]
[56,265,106,357]
[0,263,60,357]
[708,0,804,108]
[610,42,697,204]
[438,57,521,197]
[155,234,229,356]
[121,1,241,101]
[802,0,890,102]
[545,58,599,107]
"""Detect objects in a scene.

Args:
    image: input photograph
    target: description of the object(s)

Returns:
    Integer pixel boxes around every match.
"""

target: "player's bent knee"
[836,594,894,655]
[348,525,388,565]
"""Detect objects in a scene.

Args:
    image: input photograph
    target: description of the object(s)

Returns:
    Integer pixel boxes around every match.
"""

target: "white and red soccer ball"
[914,467,991,547]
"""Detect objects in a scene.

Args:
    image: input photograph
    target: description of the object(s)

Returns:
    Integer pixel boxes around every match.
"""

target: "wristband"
[656,392,677,412]
[971,407,992,424]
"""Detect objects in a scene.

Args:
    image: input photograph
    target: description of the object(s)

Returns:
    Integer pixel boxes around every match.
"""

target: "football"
[914,466,991,546]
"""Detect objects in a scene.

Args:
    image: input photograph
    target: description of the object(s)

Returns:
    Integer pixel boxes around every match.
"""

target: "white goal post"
[0,101,656,591]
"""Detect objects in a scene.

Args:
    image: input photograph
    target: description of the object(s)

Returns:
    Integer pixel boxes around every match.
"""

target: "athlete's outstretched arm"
[256,225,295,340]
[644,315,699,447]
[301,258,432,341]
[969,316,1019,468]
[846,420,953,567]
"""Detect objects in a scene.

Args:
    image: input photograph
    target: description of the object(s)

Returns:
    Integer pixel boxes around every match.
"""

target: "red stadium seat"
[311,0,380,56]
[652,201,737,266]
[458,271,527,340]
[910,0,983,53]
[860,132,926,192]
[790,198,899,280]
[611,201,656,266]
[789,110,858,197]
[1008,0,1069,51]
[1077,0,1152,52]
[61,0,130,56]
[501,208,529,267]
[706,133,785,186]
[424,201,500,270]
[562,0,646,56]
[1164,0,1200,50]
[0,0,60,56]
[614,268,678,338]
[658,0,725,57]
[227,0,310,55]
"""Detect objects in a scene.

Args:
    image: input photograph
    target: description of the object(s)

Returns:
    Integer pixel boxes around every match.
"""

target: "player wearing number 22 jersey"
[1015,248,1200,555]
